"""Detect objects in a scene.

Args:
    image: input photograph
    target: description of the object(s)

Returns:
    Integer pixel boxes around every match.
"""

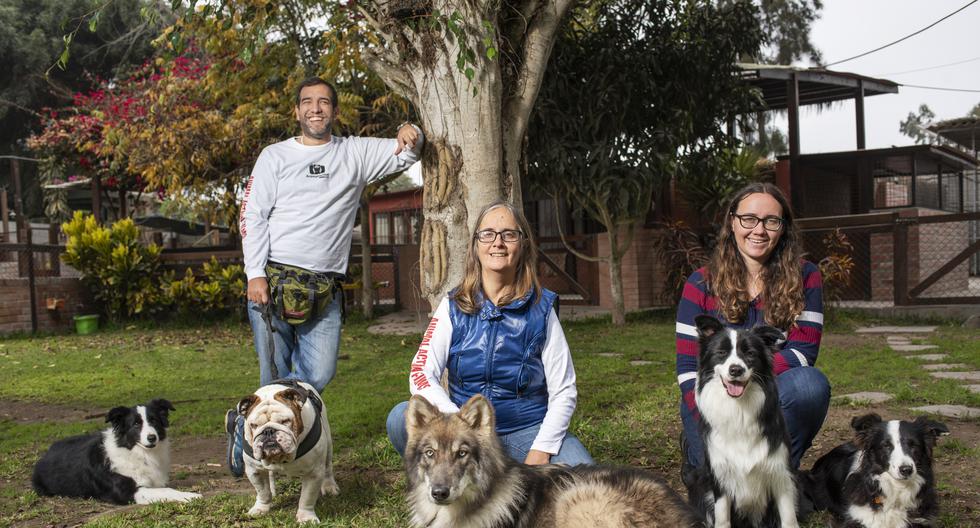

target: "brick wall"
[596,225,669,310]
[0,277,95,335]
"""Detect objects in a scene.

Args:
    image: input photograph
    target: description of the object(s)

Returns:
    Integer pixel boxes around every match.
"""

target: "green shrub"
[160,258,245,318]
[61,212,162,321]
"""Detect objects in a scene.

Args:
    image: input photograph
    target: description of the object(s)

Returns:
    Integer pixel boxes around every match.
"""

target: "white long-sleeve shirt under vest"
[408,297,579,455]
[240,132,423,280]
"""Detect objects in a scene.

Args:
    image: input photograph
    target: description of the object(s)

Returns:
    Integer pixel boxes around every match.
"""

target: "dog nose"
[899,464,914,478]
[728,365,745,378]
[431,486,450,502]
[146,434,157,444]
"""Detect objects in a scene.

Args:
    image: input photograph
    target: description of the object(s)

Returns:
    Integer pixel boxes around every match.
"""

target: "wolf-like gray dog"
[404,394,705,528]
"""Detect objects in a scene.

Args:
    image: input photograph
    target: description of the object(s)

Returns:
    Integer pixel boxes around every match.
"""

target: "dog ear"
[105,406,130,426]
[279,389,308,406]
[457,394,495,433]
[694,315,724,338]
[751,325,784,349]
[851,413,882,447]
[238,395,260,418]
[914,416,950,445]
[406,395,442,439]
[148,399,175,426]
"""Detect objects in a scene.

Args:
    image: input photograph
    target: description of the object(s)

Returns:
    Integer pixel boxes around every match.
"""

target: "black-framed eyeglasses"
[475,229,523,244]
[731,213,784,231]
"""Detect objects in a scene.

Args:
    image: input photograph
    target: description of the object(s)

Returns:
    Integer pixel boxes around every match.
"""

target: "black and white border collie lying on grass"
[691,315,799,528]
[32,399,201,505]
[807,413,949,528]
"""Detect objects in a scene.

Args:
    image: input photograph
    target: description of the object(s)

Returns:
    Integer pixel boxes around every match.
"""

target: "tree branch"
[552,195,605,263]
[501,0,572,146]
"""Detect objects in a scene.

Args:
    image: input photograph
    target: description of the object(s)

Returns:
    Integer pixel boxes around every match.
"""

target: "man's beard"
[300,118,331,139]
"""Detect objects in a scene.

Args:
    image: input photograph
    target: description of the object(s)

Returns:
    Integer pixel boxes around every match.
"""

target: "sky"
[779,0,980,154]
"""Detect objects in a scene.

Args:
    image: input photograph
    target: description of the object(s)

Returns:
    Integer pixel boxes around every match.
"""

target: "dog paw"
[296,509,320,524]
[248,502,271,517]
[321,479,339,496]
[174,491,202,503]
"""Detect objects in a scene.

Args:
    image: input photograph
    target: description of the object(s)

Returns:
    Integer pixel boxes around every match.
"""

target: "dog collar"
[243,381,324,462]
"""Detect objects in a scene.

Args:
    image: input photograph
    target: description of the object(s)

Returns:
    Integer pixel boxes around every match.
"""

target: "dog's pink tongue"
[726,382,745,398]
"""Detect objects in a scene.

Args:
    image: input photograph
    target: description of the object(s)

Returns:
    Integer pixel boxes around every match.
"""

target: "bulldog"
[237,380,339,523]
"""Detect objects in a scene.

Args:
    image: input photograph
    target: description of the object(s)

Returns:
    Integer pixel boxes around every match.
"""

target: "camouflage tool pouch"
[265,262,344,326]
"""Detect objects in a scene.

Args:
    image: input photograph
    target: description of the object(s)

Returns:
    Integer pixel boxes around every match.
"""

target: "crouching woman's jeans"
[680,366,831,470]
[385,401,595,466]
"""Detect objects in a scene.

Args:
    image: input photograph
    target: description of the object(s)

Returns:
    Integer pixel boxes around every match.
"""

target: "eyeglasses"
[475,229,523,244]
[731,213,784,231]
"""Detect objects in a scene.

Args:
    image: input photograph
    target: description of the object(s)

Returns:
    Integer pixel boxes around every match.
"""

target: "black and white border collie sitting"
[32,399,201,505]
[807,413,948,528]
[692,315,798,528]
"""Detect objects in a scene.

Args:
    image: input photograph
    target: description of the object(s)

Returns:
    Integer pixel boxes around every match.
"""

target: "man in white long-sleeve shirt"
[239,77,423,391]
[228,77,424,477]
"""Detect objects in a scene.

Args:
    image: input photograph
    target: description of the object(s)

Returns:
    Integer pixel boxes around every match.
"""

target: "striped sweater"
[675,260,824,418]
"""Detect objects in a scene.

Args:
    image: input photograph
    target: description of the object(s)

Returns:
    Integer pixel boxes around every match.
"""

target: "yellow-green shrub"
[61,212,162,320]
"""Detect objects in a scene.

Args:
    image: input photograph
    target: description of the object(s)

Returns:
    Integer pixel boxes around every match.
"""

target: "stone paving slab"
[930,371,980,381]
[630,360,653,366]
[886,336,912,344]
[966,385,980,394]
[890,344,939,352]
[921,363,969,371]
[855,326,938,334]
[909,405,980,419]
[597,353,623,358]
[907,354,949,361]
[834,392,894,404]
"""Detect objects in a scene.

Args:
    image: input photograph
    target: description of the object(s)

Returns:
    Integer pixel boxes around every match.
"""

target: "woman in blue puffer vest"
[386,200,593,465]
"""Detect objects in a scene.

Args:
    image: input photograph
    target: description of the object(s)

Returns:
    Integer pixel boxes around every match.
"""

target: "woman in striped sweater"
[676,182,830,471]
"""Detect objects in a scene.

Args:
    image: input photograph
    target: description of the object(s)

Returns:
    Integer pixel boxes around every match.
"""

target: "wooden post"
[12,159,25,237]
[893,215,909,306]
[26,222,37,333]
[1,187,8,243]
[855,80,866,150]
[786,73,803,214]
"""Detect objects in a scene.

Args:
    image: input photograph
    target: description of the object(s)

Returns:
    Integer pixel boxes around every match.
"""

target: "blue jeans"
[386,401,595,466]
[247,295,342,392]
[680,366,831,470]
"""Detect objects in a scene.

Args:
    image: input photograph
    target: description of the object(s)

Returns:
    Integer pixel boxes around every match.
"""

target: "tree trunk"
[360,0,572,311]
[359,202,374,320]
[606,226,626,326]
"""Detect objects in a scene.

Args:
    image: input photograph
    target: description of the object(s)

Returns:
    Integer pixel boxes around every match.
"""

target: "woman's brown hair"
[707,182,804,329]
[453,201,541,314]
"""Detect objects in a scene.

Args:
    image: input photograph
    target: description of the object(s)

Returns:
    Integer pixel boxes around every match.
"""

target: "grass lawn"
[0,309,977,527]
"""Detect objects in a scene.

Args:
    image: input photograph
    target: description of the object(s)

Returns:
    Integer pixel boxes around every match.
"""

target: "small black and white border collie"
[806,413,948,528]
[32,399,201,505]
[691,314,798,528]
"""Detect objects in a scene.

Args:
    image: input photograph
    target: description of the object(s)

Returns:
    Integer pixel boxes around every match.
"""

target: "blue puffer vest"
[447,288,558,435]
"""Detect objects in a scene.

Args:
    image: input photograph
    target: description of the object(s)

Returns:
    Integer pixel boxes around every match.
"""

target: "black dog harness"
[242,379,324,462]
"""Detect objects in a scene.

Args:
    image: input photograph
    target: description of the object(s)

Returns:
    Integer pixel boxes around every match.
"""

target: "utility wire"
[880,56,980,77]
[823,0,978,68]
[900,83,980,93]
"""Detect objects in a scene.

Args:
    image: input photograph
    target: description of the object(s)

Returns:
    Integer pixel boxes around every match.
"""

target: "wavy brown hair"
[453,201,541,314]
[707,183,804,329]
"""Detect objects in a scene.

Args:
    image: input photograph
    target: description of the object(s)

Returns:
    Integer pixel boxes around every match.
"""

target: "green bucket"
[74,314,99,335]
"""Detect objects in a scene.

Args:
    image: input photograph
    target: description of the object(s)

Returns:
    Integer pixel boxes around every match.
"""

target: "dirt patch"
[0,401,104,425]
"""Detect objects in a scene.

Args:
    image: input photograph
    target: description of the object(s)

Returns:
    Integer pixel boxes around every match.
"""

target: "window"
[372,209,422,245]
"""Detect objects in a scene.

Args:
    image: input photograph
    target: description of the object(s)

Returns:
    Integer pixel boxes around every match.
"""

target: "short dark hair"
[295,77,338,107]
